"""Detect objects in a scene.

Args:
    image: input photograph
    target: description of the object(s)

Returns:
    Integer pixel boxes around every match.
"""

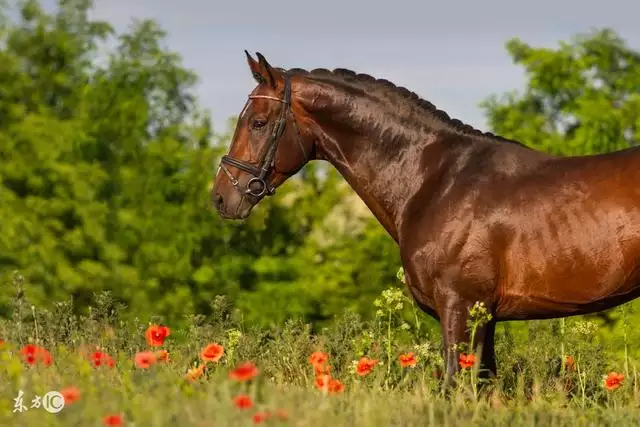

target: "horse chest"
[402,237,497,311]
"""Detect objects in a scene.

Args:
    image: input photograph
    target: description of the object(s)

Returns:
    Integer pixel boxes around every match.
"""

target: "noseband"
[219,73,306,199]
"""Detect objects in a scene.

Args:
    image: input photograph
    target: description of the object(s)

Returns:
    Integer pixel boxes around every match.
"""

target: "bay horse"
[211,51,640,383]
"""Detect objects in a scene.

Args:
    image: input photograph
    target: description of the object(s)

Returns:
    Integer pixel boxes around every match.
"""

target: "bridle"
[218,73,307,199]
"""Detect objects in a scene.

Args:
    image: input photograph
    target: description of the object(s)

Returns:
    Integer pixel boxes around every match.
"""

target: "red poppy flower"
[200,343,224,363]
[0,339,5,347]
[103,414,123,426]
[229,361,259,382]
[356,357,378,376]
[20,344,53,366]
[155,350,169,363]
[459,353,476,369]
[252,411,271,424]
[60,386,80,404]
[565,355,575,370]
[604,372,624,390]
[274,408,288,420]
[134,351,157,369]
[309,351,329,367]
[232,394,253,410]
[20,344,38,365]
[144,324,171,347]
[399,352,417,368]
[314,364,331,375]
[186,364,206,381]
[90,351,116,368]
[328,378,344,394]
[315,374,330,390]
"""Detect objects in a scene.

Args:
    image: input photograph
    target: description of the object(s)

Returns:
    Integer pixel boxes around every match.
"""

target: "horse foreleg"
[479,320,497,380]
[440,300,496,389]
[440,300,470,389]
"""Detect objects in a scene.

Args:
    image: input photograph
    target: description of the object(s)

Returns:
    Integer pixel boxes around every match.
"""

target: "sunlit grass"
[2,273,640,426]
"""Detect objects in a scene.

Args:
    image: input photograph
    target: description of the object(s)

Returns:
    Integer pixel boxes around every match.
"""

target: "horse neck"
[299,80,445,242]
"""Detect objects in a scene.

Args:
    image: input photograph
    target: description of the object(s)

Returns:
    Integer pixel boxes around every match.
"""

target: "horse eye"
[252,119,267,129]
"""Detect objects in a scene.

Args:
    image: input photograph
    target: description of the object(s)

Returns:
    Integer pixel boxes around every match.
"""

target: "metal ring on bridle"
[217,72,308,200]
[246,177,267,198]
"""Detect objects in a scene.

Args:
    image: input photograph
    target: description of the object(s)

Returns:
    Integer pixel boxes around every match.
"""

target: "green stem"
[31,305,39,345]
[624,336,629,379]
[577,364,586,408]
[410,298,422,335]
[387,310,392,382]
[623,306,630,379]
[560,318,566,376]
[470,322,478,400]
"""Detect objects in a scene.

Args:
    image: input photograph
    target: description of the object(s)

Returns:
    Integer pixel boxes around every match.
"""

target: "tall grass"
[1,270,639,426]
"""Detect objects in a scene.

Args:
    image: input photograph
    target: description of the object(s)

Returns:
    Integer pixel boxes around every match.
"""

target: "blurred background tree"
[480,29,640,156]
[0,0,399,329]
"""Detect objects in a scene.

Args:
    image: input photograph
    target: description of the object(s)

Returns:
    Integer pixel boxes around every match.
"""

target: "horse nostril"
[214,194,224,210]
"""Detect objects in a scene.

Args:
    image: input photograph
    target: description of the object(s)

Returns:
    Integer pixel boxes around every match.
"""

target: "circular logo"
[42,391,64,414]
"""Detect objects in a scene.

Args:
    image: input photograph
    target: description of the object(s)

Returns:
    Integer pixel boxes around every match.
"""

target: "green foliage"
[1,289,640,426]
[0,0,399,328]
[3,0,640,368]
[480,28,640,156]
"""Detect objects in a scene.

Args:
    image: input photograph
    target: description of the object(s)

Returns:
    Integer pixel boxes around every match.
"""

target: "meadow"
[2,270,640,427]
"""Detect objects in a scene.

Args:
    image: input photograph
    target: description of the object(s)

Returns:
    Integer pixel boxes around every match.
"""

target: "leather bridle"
[218,73,307,199]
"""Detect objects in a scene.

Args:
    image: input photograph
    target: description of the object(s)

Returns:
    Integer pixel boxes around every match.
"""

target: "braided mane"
[282,66,522,146]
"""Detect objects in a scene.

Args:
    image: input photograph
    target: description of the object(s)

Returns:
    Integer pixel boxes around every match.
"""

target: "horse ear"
[245,50,265,85]
[255,52,278,88]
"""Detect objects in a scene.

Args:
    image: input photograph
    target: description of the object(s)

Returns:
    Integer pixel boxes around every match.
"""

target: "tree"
[0,0,401,328]
[480,29,640,156]
[0,0,222,321]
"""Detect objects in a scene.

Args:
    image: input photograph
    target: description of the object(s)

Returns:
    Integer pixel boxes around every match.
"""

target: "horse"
[211,51,640,385]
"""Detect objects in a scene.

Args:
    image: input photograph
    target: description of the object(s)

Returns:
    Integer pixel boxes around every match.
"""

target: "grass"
[2,272,640,426]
